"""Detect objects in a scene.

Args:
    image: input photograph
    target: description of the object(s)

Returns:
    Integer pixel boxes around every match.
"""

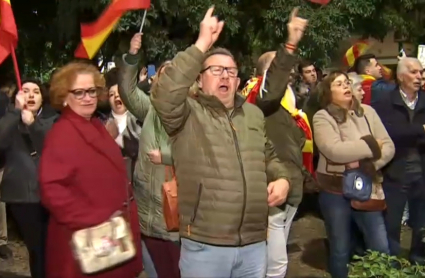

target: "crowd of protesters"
[0,6,424,278]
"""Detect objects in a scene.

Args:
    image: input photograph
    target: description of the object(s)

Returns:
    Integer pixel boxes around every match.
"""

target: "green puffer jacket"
[118,54,177,241]
[150,45,292,246]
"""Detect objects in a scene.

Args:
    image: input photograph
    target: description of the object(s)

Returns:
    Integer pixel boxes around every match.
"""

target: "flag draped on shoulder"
[0,0,18,64]
[75,0,150,59]
[241,73,314,175]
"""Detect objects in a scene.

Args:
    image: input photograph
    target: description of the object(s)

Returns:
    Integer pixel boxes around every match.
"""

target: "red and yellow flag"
[75,0,150,59]
[343,41,369,67]
[0,0,18,64]
[380,63,392,80]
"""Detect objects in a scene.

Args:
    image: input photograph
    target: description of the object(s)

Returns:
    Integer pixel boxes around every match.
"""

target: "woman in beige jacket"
[313,71,395,278]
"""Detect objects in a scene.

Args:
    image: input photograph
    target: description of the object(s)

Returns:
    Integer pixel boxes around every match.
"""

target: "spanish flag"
[380,63,392,80]
[343,41,369,67]
[0,0,18,64]
[75,0,150,59]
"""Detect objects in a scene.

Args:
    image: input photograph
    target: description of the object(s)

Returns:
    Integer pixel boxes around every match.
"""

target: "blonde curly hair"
[49,61,105,110]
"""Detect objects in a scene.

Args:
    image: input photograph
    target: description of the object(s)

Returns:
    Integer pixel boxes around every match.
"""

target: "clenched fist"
[267,178,290,207]
[21,109,34,126]
[148,149,162,165]
[129,33,142,55]
[195,6,225,53]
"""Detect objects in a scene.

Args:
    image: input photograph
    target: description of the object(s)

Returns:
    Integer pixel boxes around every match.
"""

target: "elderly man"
[151,7,293,278]
[372,57,425,264]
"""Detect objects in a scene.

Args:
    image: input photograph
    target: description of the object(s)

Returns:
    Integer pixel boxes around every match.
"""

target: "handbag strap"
[164,165,175,182]
[364,116,372,135]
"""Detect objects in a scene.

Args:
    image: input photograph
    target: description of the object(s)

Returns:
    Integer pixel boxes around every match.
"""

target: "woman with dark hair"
[104,68,142,180]
[0,78,58,278]
[313,71,394,278]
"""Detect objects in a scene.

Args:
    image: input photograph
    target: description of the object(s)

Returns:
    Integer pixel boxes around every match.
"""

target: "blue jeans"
[142,239,158,278]
[383,179,425,264]
[179,238,266,278]
[319,191,390,278]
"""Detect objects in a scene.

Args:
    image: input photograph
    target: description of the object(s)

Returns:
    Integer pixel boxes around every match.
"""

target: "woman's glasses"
[68,87,103,100]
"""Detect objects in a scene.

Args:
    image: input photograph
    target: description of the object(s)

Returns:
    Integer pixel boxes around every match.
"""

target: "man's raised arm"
[151,6,224,136]
[118,33,150,122]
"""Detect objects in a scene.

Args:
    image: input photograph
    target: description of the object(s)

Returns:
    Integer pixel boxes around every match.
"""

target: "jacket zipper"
[188,183,203,236]
[227,111,247,245]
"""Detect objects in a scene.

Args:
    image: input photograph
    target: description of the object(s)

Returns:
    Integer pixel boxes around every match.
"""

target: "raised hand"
[139,67,148,82]
[15,90,25,110]
[195,6,225,53]
[129,33,142,55]
[286,7,308,46]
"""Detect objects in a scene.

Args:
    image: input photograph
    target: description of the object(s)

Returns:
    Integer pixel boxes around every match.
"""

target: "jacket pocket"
[190,183,203,224]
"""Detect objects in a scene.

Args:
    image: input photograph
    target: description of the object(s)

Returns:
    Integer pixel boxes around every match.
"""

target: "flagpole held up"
[10,42,21,90]
[139,9,147,33]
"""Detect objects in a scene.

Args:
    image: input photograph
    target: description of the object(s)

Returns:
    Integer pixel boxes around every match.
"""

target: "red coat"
[39,107,142,278]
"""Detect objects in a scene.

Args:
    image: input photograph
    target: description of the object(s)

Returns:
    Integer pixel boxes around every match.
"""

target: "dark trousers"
[319,191,390,278]
[143,235,180,278]
[9,203,48,278]
[384,179,425,264]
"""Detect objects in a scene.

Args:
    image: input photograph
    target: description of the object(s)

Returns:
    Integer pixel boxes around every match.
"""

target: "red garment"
[39,107,142,278]
[361,79,374,105]
[245,76,263,104]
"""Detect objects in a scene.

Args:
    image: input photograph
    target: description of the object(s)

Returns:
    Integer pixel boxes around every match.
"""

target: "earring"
[63,102,67,107]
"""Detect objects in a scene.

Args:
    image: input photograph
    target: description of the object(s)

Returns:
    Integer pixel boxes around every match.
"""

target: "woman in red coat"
[38,62,143,278]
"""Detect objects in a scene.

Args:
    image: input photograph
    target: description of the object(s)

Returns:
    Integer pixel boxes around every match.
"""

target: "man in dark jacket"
[354,54,396,105]
[242,9,309,277]
[372,57,425,264]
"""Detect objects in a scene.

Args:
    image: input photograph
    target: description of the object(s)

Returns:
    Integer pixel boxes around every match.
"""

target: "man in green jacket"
[151,6,292,278]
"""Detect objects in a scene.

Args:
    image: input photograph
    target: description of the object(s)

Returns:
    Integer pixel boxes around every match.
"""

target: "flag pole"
[10,43,22,91]
[139,10,147,33]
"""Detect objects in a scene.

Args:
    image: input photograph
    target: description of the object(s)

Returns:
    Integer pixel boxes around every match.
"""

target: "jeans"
[179,238,267,278]
[383,179,425,264]
[267,205,297,277]
[319,191,390,278]
[142,239,158,278]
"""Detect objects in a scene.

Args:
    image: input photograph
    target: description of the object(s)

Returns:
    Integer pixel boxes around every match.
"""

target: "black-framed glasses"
[68,87,103,100]
[201,65,238,78]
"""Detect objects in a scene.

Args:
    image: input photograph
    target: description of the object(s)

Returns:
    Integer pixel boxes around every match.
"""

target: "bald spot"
[256,51,276,76]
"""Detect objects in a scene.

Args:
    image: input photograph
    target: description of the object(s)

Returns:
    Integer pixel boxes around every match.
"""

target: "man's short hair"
[353,54,376,74]
[297,59,314,74]
[203,47,236,66]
